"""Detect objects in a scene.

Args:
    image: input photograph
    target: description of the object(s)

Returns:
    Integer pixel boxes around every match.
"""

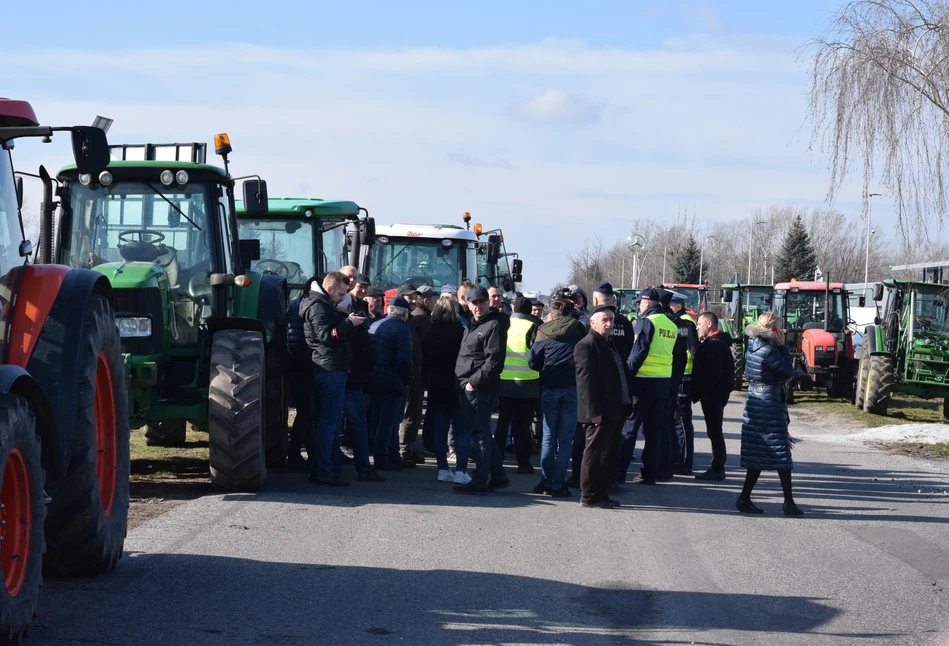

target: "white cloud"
[505,90,604,126]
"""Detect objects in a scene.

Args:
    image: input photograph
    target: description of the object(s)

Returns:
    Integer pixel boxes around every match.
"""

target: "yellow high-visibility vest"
[638,313,677,378]
[499,316,540,382]
[681,313,696,376]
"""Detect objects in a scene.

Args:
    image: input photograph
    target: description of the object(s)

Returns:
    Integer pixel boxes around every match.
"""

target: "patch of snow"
[801,424,949,445]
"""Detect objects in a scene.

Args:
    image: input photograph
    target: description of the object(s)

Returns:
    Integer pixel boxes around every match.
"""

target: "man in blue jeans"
[453,287,509,494]
[528,298,586,496]
[367,296,415,471]
[301,271,367,486]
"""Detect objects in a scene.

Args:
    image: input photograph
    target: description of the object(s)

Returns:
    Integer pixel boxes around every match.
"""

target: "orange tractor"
[773,280,857,402]
[0,100,129,641]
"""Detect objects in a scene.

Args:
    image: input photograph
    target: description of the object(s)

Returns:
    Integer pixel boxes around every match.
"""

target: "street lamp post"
[698,235,716,286]
[747,220,767,283]
[865,193,882,296]
[661,245,668,284]
[627,234,645,290]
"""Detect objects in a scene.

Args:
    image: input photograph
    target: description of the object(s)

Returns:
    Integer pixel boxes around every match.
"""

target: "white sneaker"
[453,471,472,485]
[437,469,455,483]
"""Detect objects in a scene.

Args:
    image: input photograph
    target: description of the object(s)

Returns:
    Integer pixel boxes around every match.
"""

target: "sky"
[3,0,900,291]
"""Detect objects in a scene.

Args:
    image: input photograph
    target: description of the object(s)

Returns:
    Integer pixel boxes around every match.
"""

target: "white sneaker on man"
[437,470,455,483]
[453,471,472,485]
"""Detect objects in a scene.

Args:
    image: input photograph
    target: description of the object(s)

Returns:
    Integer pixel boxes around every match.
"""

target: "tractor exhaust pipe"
[38,165,54,264]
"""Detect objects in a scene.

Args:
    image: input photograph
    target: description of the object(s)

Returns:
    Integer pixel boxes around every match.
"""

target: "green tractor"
[46,134,289,490]
[858,279,949,418]
[614,288,640,321]
[720,283,774,388]
[234,197,375,300]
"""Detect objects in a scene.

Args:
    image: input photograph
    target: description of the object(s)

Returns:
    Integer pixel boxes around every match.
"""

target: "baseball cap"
[634,287,662,302]
[594,280,614,295]
[658,289,673,307]
[397,283,418,296]
[468,287,489,303]
[355,274,371,286]
[390,295,411,309]
[416,285,437,298]
[441,283,458,295]
[365,286,385,298]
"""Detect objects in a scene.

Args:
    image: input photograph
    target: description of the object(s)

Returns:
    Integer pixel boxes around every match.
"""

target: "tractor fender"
[0,364,63,486]
[206,316,267,338]
[800,328,838,367]
[255,273,289,348]
[23,268,114,477]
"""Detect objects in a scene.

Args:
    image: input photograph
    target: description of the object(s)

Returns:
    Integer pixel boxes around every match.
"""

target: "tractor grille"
[112,288,163,355]
[813,350,836,368]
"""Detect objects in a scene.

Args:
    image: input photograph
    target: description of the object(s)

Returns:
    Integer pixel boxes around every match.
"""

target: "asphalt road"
[31,398,949,645]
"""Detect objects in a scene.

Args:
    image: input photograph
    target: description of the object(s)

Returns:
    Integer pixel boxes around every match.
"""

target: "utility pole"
[699,235,716,286]
[747,219,766,282]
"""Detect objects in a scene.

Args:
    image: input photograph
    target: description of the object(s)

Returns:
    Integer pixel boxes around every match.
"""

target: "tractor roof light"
[463,211,471,224]
[175,170,189,185]
[79,173,92,186]
[98,170,113,186]
[377,235,389,244]
[441,239,453,247]
[473,223,483,235]
[160,169,175,186]
[214,133,232,157]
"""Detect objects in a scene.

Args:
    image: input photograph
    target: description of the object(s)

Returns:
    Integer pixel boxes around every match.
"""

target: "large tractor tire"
[264,347,288,469]
[864,353,895,416]
[45,295,130,577]
[208,330,266,491]
[855,326,876,409]
[732,342,745,391]
[0,394,45,644]
[143,420,186,447]
[942,398,949,422]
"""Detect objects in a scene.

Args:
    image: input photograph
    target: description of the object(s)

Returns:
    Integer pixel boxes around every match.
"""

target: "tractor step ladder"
[109,142,207,163]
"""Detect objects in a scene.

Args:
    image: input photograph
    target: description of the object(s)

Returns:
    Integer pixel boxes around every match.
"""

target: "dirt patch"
[129,476,212,531]
[889,442,949,461]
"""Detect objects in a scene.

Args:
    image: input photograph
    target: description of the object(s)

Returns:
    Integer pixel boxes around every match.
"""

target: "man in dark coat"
[691,311,734,480]
[669,293,700,475]
[453,287,510,494]
[657,288,686,481]
[300,271,367,486]
[592,281,634,360]
[574,305,631,508]
[342,294,384,482]
[364,286,386,323]
[400,284,436,463]
[367,296,415,471]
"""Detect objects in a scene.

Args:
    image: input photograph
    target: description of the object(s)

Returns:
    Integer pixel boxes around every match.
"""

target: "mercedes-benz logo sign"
[627,234,645,252]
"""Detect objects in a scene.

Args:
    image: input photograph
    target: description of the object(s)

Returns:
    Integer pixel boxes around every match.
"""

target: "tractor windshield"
[237,217,348,287]
[911,287,949,335]
[369,238,463,291]
[671,287,705,313]
[64,181,212,287]
[776,290,845,332]
[476,230,514,293]
[0,151,21,278]
[727,287,774,321]
[615,289,640,316]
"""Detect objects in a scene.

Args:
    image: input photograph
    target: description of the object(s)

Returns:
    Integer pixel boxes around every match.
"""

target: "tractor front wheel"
[864,353,895,416]
[731,343,745,391]
[208,330,266,491]
[45,295,130,577]
[0,394,45,644]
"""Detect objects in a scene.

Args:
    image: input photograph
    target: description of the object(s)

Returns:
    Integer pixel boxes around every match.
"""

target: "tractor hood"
[92,261,168,289]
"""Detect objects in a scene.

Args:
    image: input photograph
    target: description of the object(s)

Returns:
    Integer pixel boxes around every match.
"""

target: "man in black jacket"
[342,294,384,482]
[691,311,735,480]
[574,305,631,508]
[592,281,634,360]
[301,271,367,486]
[454,287,510,494]
[368,296,415,471]
[401,284,437,463]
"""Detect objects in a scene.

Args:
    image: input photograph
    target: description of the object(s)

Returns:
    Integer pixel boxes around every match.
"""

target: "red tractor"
[0,100,129,642]
[773,280,857,402]
[661,283,708,319]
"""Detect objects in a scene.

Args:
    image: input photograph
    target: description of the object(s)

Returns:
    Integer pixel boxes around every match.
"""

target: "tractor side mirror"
[858,296,866,307]
[360,216,376,246]
[242,179,269,215]
[722,290,733,303]
[70,126,110,175]
[15,176,23,210]
[872,283,884,302]
[239,238,261,264]
[486,234,500,265]
[511,258,523,283]
[502,277,514,293]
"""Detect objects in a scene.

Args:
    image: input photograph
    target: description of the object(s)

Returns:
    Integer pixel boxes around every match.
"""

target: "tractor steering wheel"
[404,276,434,287]
[118,230,166,245]
[117,229,167,263]
[254,259,291,276]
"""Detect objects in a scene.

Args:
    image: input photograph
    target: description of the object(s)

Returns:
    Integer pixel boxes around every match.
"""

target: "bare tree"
[803,0,949,237]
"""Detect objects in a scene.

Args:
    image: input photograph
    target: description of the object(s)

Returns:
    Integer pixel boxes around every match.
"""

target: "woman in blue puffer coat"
[738,312,804,516]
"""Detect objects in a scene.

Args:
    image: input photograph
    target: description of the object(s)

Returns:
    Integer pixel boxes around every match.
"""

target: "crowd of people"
[284,267,804,515]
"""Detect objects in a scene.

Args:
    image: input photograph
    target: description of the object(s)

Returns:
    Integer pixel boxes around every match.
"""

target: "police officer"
[592,281,634,361]
[624,287,677,484]
[655,289,685,481]
[669,293,699,475]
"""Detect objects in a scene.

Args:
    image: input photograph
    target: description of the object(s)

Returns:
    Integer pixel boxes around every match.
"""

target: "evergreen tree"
[774,215,818,282]
[673,235,706,283]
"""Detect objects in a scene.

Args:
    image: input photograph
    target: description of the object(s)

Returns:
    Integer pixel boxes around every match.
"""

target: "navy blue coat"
[368,316,414,394]
[740,325,795,470]
[529,316,586,390]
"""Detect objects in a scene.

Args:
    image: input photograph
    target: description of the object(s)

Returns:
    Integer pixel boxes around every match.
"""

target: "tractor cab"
[235,198,373,300]
[720,283,774,388]
[364,222,477,295]
[614,288,641,320]
[773,281,854,399]
[475,224,522,297]
[661,283,708,317]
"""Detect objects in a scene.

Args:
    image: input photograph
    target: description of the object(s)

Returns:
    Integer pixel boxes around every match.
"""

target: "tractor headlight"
[175,170,189,185]
[98,170,113,186]
[79,173,92,186]
[815,346,823,352]
[160,170,175,186]
[117,317,152,338]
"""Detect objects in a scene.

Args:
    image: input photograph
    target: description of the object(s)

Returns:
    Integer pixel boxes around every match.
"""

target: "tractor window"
[238,218,316,287]
[321,219,347,274]
[0,152,20,277]
[912,288,949,334]
[65,181,212,280]
[369,238,462,292]
[776,291,845,331]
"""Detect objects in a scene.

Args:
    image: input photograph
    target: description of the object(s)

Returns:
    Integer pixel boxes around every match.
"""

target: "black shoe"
[565,477,581,488]
[286,457,309,473]
[632,475,657,485]
[602,494,621,508]
[340,454,355,465]
[517,464,535,475]
[695,469,725,481]
[453,483,488,495]
[550,487,572,498]
[374,462,403,472]
[404,452,426,465]
[673,468,693,476]
[308,476,351,487]
[581,499,615,509]
[358,470,386,482]
[657,473,673,482]
[736,498,764,514]
[487,478,511,491]
[532,483,552,495]
[393,457,417,469]
[783,502,805,517]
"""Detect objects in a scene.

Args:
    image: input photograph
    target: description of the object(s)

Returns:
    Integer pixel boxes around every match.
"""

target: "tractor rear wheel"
[731,343,744,390]
[0,394,45,644]
[855,326,876,409]
[143,420,186,447]
[45,295,130,577]
[864,353,895,416]
[208,330,266,491]
[942,398,949,422]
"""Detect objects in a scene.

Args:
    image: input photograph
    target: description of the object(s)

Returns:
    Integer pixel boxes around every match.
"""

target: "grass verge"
[890,441,949,459]
[788,389,945,427]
